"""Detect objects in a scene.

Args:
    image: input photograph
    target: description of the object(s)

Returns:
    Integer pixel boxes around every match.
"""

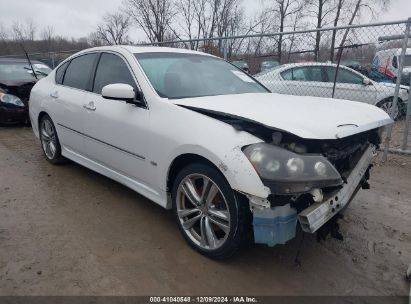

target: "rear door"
[82,52,151,185]
[51,53,99,155]
[279,66,328,97]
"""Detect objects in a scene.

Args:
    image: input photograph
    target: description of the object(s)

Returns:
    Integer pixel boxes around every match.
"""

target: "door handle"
[50,91,59,99]
[83,102,96,111]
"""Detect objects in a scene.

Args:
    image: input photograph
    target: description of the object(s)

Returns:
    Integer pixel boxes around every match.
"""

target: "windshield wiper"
[24,67,48,76]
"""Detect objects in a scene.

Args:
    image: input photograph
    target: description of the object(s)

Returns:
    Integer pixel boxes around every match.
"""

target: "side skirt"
[61,146,168,209]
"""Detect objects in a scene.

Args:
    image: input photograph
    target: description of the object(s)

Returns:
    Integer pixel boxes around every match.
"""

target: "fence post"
[401,75,411,150]
[383,17,411,161]
[50,52,56,69]
[223,37,228,61]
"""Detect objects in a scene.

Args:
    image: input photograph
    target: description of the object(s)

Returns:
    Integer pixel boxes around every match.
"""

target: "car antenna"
[20,43,38,80]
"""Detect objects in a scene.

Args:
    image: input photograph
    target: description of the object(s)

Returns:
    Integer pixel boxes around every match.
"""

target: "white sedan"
[29,46,392,259]
[256,62,409,120]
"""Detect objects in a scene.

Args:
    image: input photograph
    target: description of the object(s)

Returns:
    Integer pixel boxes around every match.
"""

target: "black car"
[0,58,51,124]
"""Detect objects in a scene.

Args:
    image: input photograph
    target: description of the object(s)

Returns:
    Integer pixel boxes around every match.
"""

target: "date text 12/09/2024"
[149,297,258,303]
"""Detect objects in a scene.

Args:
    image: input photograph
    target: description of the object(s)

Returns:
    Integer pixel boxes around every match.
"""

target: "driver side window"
[325,67,363,84]
[93,53,137,94]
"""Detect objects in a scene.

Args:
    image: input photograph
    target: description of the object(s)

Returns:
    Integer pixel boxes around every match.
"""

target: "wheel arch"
[166,153,224,194]
[165,147,269,205]
[37,111,49,136]
[376,95,403,105]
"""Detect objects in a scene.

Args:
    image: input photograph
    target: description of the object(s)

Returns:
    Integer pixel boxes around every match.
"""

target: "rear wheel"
[39,115,65,164]
[172,163,250,259]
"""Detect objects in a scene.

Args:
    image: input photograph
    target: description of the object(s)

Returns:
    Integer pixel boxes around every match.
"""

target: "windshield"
[0,62,51,81]
[135,52,268,99]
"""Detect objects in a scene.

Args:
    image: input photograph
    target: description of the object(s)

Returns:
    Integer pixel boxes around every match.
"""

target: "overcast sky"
[1,0,410,41]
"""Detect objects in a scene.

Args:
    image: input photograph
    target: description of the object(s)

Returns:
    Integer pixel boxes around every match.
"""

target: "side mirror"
[362,78,372,86]
[102,83,144,106]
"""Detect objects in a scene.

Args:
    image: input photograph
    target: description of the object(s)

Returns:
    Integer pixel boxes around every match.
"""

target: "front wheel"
[377,98,402,120]
[172,163,251,259]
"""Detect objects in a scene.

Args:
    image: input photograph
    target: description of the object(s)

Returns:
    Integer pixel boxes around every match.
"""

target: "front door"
[82,52,151,185]
[323,66,377,103]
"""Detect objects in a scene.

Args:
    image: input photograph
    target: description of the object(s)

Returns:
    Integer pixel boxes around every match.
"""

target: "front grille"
[15,84,35,101]
[325,144,368,178]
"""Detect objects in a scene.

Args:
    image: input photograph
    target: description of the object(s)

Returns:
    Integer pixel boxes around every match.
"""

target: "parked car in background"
[340,60,369,76]
[30,46,392,259]
[231,60,249,73]
[256,62,409,120]
[260,60,280,72]
[370,48,411,85]
[0,58,51,124]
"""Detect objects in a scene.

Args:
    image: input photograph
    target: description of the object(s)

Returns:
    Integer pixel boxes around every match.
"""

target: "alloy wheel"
[379,100,399,120]
[41,119,57,160]
[176,174,231,250]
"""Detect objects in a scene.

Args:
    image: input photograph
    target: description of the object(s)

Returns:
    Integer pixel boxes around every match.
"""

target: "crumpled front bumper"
[298,145,377,233]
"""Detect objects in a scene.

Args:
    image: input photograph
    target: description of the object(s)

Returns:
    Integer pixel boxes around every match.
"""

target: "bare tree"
[249,9,278,56]
[96,11,131,45]
[0,23,8,42]
[329,0,347,61]
[270,0,304,63]
[124,0,176,43]
[204,0,244,53]
[332,0,389,62]
[286,4,307,62]
[12,20,37,41]
[307,0,333,61]
[88,31,105,47]
[41,26,55,41]
[175,0,213,49]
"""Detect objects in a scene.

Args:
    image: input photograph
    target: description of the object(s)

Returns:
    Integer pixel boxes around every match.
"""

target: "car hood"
[172,93,393,140]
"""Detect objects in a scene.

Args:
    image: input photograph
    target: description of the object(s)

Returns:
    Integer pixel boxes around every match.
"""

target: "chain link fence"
[1,19,410,157]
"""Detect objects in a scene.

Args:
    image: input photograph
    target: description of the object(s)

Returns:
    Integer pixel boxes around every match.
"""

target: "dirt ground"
[0,126,410,296]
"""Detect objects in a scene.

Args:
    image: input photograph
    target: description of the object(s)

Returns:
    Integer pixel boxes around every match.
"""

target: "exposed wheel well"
[167,154,223,193]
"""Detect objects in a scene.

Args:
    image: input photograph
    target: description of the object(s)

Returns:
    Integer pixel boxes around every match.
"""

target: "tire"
[39,114,66,164]
[377,98,402,120]
[172,162,251,259]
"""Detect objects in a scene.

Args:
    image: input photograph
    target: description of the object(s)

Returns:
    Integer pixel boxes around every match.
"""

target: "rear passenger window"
[281,69,293,80]
[281,67,323,82]
[63,53,98,90]
[93,53,136,94]
[55,61,69,84]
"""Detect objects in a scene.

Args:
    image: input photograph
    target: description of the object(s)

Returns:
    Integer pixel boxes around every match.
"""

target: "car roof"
[255,61,365,78]
[78,45,217,58]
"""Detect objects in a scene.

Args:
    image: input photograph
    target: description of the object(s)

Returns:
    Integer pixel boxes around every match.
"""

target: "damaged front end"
[242,127,381,247]
[180,105,385,247]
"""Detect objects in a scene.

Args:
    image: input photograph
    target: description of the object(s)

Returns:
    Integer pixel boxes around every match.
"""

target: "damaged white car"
[29,46,392,259]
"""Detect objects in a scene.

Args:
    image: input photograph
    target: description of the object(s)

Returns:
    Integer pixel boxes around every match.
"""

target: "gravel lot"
[0,126,410,296]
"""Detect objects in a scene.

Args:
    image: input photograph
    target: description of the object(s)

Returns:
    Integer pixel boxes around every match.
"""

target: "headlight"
[0,93,25,107]
[243,143,343,194]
